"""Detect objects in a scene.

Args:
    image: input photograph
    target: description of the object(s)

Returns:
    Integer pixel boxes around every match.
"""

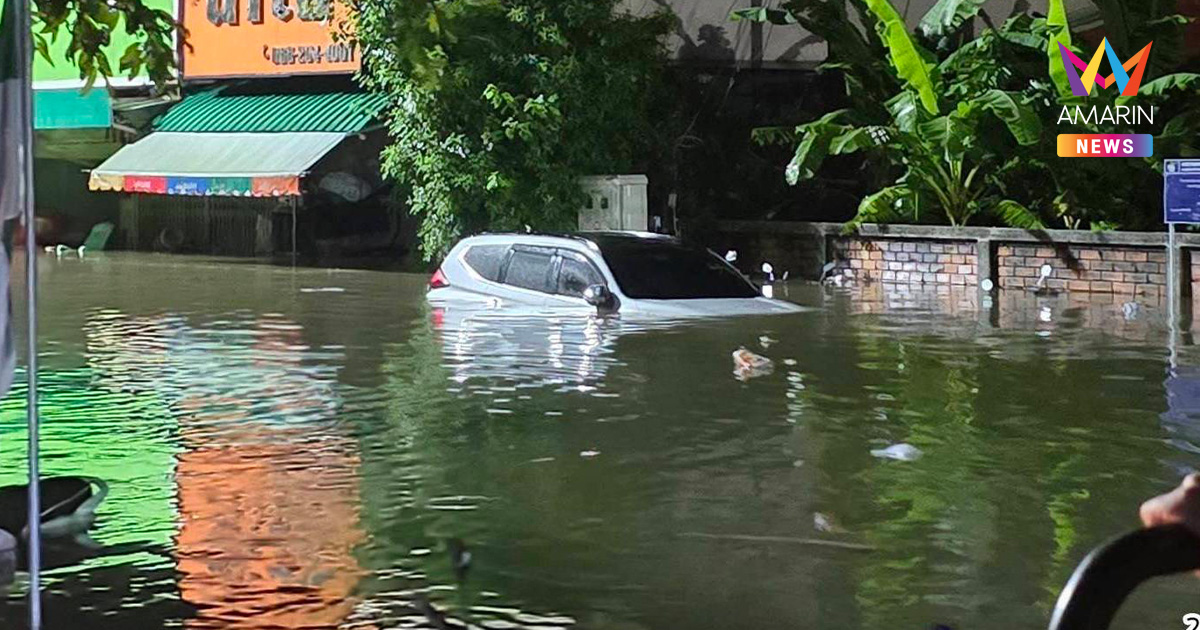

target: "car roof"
[457,231,678,251]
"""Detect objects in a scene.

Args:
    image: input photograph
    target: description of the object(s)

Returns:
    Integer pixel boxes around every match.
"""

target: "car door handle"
[1049,525,1200,630]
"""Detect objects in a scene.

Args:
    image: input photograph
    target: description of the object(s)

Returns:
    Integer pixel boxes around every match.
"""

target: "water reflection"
[85,308,362,628]
[432,307,621,395]
[3,256,1200,630]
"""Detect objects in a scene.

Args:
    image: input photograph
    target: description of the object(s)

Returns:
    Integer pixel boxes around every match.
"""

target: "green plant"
[736,0,1043,230]
[737,0,1200,232]
[25,0,179,89]
[351,0,670,259]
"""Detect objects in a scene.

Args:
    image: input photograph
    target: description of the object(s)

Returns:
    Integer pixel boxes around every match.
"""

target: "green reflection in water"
[0,367,178,569]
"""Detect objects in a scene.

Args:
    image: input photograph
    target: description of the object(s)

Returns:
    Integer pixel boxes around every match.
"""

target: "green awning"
[89,131,347,196]
[34,88,112,129]
[154,86,388,133]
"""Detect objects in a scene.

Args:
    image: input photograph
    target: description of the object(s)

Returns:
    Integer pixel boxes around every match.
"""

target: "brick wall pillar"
[976,239,994,290]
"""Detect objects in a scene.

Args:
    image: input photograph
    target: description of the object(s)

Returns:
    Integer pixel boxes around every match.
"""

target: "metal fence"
[122,195,281,256]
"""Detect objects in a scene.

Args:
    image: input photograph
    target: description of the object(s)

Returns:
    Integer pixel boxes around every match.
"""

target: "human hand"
[1141,473,1200,537]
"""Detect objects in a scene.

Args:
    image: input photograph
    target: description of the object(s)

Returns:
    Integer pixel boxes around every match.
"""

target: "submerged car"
[427,232,804,318]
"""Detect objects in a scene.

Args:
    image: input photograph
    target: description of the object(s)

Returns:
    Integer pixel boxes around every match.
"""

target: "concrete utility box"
[579,175,648,232]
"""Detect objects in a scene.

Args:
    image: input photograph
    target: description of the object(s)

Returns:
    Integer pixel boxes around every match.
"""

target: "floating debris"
[758,335,778,348]
[1122,301,1140,320]
[679,532,873,551]
[580,449,601,458]
[813,512,845,534]
[448,538,471,583]
[300,287,347,293]
[733,347,774,381]
[870,443,923,462]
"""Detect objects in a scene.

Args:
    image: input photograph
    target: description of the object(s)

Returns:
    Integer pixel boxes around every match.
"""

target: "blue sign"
[1165,159,1200,224]
[166,177,210,196]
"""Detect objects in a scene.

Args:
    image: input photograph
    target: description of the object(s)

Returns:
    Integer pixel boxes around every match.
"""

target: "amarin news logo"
[1055,38,1155,157]
[1058,39,1153,97]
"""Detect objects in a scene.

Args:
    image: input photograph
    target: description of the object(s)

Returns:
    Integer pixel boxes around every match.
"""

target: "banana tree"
[777,90,1042,229]
[736,0,1200,231]
[735,0,1043,230]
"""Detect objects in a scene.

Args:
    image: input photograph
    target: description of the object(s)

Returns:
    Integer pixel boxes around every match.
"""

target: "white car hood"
[623,297,805,319]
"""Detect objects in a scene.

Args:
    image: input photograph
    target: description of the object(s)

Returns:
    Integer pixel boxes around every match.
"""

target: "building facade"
[28,0,176,247]
[90,0,392,257]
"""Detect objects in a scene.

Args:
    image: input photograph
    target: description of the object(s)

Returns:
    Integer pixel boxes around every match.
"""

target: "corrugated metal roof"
[154,87,388,133]
[93,131,347,177]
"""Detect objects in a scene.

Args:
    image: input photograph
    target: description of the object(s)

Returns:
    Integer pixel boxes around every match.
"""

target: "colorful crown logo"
[1057,38,1154,97]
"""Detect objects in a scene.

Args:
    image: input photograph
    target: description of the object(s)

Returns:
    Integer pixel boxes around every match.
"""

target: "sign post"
[1163,159,1200,369]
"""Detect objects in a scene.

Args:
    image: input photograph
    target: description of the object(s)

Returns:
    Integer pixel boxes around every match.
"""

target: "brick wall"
[715,221,1198,299]
[997,245,1166,298]
[832,238,978,287]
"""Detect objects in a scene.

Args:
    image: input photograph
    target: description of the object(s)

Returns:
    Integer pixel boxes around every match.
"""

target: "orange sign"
[180,0,359,79]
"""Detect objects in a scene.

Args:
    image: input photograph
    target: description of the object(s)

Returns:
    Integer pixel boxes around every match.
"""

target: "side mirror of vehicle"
[583,284,618,313]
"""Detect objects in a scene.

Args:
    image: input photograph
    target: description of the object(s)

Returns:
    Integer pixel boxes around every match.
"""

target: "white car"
[426,232,804,319]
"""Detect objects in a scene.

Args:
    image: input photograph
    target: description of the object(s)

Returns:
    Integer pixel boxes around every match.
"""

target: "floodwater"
[1,252,1198,630]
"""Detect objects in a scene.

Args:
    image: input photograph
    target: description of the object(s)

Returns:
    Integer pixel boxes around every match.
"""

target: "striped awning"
[153,87,387,134]
[88,131,346,197]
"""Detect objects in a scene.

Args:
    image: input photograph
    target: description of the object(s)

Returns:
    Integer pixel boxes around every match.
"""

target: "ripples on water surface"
[1,254,1199,629]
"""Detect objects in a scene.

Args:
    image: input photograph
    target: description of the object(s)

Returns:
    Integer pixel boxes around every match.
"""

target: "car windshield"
[594,238,760,299]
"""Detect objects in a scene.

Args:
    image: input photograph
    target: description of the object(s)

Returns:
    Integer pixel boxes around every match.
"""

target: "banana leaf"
[863,0,940,115]
[919,0,988,38]
[785,110,849,185]
[995,199,1044,229]
[1046,0,1073,98]
[972,90,1041,146]
[1116,73,1200,105]
[729,7,798,25]
[847,185,917,231]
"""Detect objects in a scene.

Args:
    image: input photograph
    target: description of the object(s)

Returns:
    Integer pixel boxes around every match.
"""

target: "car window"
[502,249,554,293]
[463,244,508,281]
[556,252,605,298]
[595,240,759,299]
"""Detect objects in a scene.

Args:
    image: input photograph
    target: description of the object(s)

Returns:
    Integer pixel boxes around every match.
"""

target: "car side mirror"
[583,284,618,313]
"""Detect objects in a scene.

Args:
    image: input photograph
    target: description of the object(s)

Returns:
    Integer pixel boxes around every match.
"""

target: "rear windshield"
[596,240,760,299]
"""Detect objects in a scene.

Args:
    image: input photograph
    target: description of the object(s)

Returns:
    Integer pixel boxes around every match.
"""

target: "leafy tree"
[351,0,670,259]
[26,0,178,89]
[737,0,1200,231]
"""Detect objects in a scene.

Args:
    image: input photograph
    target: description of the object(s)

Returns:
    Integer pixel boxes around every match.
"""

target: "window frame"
[461,243,510,283]
[552,249,607,299]
[498,244,557,294]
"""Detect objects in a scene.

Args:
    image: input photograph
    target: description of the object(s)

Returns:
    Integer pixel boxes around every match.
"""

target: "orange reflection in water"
[173,319,364,629]
[176,432,363,629]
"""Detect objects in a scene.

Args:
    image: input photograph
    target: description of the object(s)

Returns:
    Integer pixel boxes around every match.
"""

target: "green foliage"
[740,0,1200,231]
[1046,0,1074,99]
[30,0,178,89]
[862,0,940,115]
[741,0,1043,229]
[918,0,989,39]
[353,0,670,259]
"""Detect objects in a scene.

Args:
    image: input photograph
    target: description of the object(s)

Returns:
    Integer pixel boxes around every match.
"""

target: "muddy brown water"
[0,253,1198,629]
